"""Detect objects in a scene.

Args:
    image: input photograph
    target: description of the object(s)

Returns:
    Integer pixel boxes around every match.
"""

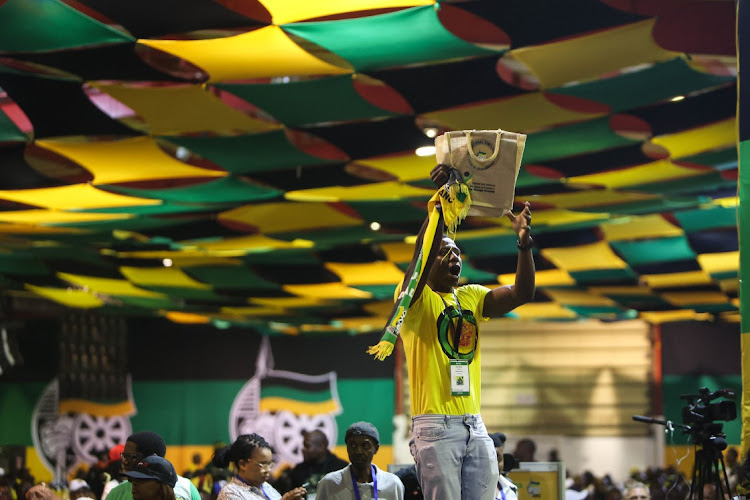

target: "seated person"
[277,431,348,494]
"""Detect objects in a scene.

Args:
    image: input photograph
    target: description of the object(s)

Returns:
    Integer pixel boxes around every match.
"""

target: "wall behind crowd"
[0,317,395,482]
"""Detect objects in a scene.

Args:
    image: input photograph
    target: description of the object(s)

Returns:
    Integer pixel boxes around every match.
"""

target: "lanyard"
[440,291,464,354]
[499,482,507,500]
[350,465,377,500]
[234,475,271,500]
[258,486,272,500]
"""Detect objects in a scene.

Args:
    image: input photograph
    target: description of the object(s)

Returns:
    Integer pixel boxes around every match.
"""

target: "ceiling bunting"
[454,232,518,258]
[0,0,133,53]
[324,260,404,285]
[674,205,737,233]
[422,92,605,133]
[627,82,737,136]
[547,57,734,113]
[454,0,646,48]
[57,272,167,298]
[571,196,702,217]
[119,265,212,290]
[250,262,341,286]
[347,199,428,225]
[522,115,644,165]
[36,136,227,185]
[0,108,26,142]
[685,229,738,255]
[661,290,734,309]
[100,176,282,205]
[182,264,282,291]
[543,288,618,308]
[649,117,735,159]
[0,183,160,211]
[609,236,696,266]
[640,270,714,289]
[368,55,527,114]
[285,181,433,202]
[646,0,736,56]
[216,74,409,127]
[567,159,709,190]
[180,234,315,256]
[270,225,406,249]
[162,130,344,176]
[529,189,658,211]
[624,171,737,199]
[24,283,104,308]
[0,254,51,276]
[4,43,188,82]
[282,282,372,300]
[0,69,139,138]
[697,250,739,276]
[262,0,432,24]
[0,143,62,190]
[676,146,738,173]
[353,151,436,182]
[91,83,279,135]
[218,201,362,234]
[506,209,610,230]
[139,26,352,83]
[508,19,678,89]
[508,302,578,320]
[542,240,629,273]
[0,223,87,238]
[282,5,503,73]
[76,202,229,217]
[600,214,683,241]
[537,143,660,178]
[248,296,338,310]
[248,163,364,192]
[500,268,575,288]
[299,116,432,159]
[0,209,132,225]
[74,0,268,39]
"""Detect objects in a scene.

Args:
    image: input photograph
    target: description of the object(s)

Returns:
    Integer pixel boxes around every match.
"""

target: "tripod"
[689,436,732,500]
[633,415,731,500]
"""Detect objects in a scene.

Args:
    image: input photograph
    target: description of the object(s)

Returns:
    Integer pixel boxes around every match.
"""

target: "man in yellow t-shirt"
[402,164,536,500]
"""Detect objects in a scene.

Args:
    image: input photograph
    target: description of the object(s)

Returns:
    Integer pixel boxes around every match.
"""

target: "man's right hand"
[430,164,451,188]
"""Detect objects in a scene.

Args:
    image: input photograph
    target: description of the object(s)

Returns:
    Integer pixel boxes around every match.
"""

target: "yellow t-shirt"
[401,283,490,415]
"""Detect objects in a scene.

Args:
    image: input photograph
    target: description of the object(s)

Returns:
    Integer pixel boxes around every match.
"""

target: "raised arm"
[482,201,536,318]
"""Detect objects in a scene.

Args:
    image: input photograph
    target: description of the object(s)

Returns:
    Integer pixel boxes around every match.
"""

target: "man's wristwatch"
[517,236,534,251]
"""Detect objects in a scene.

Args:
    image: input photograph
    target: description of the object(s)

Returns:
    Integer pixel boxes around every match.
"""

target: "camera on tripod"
[633,387,738,500]
[681,387,737,426]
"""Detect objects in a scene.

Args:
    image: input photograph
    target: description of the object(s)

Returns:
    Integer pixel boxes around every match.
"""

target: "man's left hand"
[506,201,532,243]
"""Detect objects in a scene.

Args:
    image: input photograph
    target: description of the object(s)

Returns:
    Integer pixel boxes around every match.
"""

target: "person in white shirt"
[316,422,404,500]
[490,433,518,500]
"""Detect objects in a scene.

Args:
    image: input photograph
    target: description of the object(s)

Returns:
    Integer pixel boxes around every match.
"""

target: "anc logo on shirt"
[436,306,479,362]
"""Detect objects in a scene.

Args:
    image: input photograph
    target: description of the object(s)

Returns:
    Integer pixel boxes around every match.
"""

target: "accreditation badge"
[450,359,470,396]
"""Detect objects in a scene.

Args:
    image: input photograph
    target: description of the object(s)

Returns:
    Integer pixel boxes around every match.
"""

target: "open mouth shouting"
[449,263,461,278]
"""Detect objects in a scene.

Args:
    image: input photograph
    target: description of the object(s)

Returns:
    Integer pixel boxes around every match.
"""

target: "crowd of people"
[4,427,747,500]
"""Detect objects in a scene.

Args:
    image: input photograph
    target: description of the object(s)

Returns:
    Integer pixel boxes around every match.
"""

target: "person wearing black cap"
[489,433,518,500]
[316,422,404,500]
[107,431,200,500]
[124,455,177,500]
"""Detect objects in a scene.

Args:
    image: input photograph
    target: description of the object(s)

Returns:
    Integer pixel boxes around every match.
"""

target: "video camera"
[681,387,737,425]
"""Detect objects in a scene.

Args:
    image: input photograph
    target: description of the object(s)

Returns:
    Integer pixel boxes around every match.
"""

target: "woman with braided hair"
[214,434,306,500]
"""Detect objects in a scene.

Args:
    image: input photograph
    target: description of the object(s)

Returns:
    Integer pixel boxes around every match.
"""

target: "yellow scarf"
[368,172,471,360]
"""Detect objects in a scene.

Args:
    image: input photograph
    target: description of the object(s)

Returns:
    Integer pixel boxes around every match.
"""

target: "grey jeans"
[409,414,498,500]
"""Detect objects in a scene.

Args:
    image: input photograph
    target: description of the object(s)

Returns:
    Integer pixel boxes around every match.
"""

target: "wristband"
[517,236,534,251]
